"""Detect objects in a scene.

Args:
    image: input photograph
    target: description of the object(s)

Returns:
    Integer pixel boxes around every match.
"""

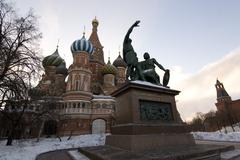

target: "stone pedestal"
[106,81,195,151]
[79,81,235,160]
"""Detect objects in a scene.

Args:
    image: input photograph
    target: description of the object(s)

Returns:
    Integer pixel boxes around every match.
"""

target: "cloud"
[171,48,240,121]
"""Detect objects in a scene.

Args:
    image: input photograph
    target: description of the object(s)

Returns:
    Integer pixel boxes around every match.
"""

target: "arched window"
[96,104,101,109]
[68,75,72,90]
[73,103,76,108]
[75,75,80,91]
[102,103,107,109]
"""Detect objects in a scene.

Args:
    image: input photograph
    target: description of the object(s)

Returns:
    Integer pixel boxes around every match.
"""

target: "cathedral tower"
[64,33,93,101]
[101,58,117,95]
[89,17,105,93]
[39,47,67,96]
[113,52,126,86]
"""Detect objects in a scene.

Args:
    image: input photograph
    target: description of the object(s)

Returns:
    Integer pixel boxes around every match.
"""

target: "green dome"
[101,59,117,75]
[42,48,64,68]
[56,61,68,75]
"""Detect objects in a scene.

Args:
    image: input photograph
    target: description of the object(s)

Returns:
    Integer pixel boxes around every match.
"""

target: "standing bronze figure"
[123,21,170,87]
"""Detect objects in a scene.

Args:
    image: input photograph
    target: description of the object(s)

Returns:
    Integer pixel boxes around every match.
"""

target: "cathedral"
[35,17,127,136]
[0,18,127,138]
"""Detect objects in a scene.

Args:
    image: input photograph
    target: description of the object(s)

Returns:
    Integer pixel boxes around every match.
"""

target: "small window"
[102,103,107,108]
[96,104,101,109]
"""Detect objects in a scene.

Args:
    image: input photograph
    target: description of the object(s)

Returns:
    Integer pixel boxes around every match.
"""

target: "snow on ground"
[192,131,240,142]
[193,123,240,142]
[0,134,106,160]
[220,123,240,133]
[1,131,240,160]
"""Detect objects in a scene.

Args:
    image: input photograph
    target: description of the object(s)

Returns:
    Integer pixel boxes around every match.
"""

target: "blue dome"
[71,35,93,54]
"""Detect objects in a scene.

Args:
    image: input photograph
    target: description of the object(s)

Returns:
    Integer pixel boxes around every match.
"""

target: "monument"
[105,20,195,151]
[79,21,234,160]
[122,20,170,86]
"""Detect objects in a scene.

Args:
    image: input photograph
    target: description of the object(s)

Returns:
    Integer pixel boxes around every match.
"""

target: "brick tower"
[215,79,231,111]
[89,17,105,94]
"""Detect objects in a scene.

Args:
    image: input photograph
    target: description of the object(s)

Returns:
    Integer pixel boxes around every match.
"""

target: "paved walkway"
[36,141,240,160]
[36,149,75,160]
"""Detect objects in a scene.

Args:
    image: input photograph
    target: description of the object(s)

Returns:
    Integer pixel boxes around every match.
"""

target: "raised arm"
[124,20,140,43]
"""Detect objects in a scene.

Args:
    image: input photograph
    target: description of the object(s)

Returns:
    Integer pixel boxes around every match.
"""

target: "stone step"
[187,153,220,160]
[68,150,89,160]
[221,149,240,160]
[79,144,235,160]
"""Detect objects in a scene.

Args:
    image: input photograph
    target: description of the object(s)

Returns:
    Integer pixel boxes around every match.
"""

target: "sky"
[13,0,240,121]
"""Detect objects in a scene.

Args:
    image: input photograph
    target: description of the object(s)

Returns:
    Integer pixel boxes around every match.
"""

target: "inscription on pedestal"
[139,100,173,121]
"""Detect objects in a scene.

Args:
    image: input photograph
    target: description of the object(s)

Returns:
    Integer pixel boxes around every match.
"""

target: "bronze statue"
[123,21,170,86]
[123,20,145,81]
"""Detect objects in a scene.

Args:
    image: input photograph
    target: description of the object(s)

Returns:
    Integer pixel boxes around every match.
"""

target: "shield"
[163,69,170,87]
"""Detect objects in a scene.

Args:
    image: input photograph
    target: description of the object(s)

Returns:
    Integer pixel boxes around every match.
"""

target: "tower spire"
[89,17,104,64]
[107,51,111,64]
[83,26,86,37]
[215,79,231,102]
[56,39,60,50]
[118,45,121,55]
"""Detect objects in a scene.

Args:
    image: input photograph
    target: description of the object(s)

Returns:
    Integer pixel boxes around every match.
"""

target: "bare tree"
[204,110,219,131]
[0,0,42,145]
[188,112,206,132]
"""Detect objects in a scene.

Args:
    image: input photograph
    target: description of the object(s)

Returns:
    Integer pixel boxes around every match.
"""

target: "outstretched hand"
[132,20,140,27]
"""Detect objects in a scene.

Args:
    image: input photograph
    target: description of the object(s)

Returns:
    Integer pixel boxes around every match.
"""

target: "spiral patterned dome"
[42,48,64,68]
[113,54,126,68]
[70,35,94,54]
[56,61,68,75]
[101,59,117,75]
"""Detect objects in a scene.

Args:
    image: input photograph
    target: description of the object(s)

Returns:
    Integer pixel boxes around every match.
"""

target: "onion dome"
[56,61,68,75]
[42,48,64,68]
[113,54,126,68]
[101,58,117,75]
[70,34,94,54]
[92,17,99,27]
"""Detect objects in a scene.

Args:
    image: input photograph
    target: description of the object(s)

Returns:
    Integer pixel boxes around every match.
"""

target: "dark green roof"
[42,48,64,68]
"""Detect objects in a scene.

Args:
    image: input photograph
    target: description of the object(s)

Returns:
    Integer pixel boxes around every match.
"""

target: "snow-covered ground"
[193,123,240,142]
[219,123,240,133]
[1,131,240,160]
[0,134,105,160]
[192,131,240,142]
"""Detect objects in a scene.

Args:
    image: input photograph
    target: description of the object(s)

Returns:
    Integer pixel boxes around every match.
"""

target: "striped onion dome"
[42,48,64,68]
[113,54,126,68]
[56,61,68,75]
[101,59,117,75]
[70,34,93,54]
